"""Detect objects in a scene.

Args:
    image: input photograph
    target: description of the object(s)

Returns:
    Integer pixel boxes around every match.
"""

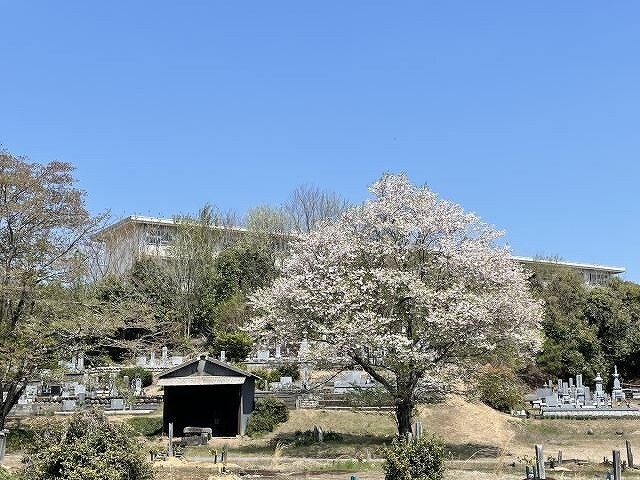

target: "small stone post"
[168,422,174,457]
[223,443,229,463]
[0,430,7,464]
[557,450,562,466]
[626,440,634,469]
[535,444,546,479]
[414,420,423,439]
[613,450,622,480]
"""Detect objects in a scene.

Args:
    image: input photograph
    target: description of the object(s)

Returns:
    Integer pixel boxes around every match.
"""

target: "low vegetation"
[118,367,153,388]
[383,435,446,480]
[246,397,289,437]
[126,416,163,437]
[20,410,153,480]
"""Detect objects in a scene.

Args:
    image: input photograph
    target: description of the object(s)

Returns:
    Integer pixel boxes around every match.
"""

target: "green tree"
[476,365,525,412]
[211,331,253,362]
[21,410,153,480]
[535,271,605,382]
[0,151,103,429]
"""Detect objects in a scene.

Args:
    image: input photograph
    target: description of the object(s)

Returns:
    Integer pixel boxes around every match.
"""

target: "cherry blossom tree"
[249,173,543,435]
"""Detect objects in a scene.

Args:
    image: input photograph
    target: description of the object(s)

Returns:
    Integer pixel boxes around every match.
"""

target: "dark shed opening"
[157,355,257,437]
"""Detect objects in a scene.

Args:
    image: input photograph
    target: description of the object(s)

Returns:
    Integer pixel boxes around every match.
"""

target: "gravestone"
[257,350,270,361]
[162,346,168,360]
[135,376,142,396]
[313,425,324,443]
[110,398,124,410]
[275,345,281,358]
[613,366,624,401]
[220,350,226,362]
[62,399,76,411]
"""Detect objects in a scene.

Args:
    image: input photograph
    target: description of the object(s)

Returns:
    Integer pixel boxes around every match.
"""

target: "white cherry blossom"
[249,173,543,434]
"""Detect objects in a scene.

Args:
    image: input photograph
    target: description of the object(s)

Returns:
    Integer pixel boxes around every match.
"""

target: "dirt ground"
[6,395,640,479]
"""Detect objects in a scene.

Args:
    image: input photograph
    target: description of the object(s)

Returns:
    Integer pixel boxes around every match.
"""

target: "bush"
[118,367,153,388]
[251,364,300,389]
[211,332,253,362]
[290,429,343,445]
[126,416,163,437]
[21,410,154,480]
[6,426,34,453]
[476,365,524,413]
[275,363,300,381]
[245,396,289,437]
[0,467,17,480]
[383,435,446,480]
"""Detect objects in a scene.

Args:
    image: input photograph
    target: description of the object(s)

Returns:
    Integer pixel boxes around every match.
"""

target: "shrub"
[290,429,344,445]
[0,467,17,480]
[126,416,163,437]
[118,367,153,388]
[6,426,34,453]
[251,364,300,389]
[275,363,300,381]
[476,365,524,413]
[383,435,446,480]
[21,409,153,480]
[211,332,253,362]
[246,396,289,437]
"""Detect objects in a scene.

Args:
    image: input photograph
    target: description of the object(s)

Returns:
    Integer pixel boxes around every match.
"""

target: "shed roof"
[158,376,247,387]
[156,355,260,385]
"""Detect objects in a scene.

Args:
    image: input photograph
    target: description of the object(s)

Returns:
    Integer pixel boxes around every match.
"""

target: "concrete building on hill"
[92,215,625,285]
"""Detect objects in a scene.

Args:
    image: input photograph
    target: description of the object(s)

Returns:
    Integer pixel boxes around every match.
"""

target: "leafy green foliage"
[211,332,253,362]
[383,435,446,480]
[534,271,640,385]
[21,410,153,480]
[476,365,525,412]
[5,426,34,453]
[0,152,105,429]
[250,364,300,389]
[275,363,300,381]
[246,397,289,437]
[126,416,163,437]
[0,467,17,480]
[118,367,153,388]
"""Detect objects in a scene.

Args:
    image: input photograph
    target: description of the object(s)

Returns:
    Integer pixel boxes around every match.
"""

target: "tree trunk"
[395,399,414,436]
[0,382,26,431]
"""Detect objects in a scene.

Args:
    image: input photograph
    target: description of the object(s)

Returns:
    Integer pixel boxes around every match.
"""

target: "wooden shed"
[157,355,258,437]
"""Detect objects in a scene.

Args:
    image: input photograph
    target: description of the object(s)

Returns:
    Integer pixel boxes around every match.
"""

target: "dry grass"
[419,395,518,448]
[274,408,397,437]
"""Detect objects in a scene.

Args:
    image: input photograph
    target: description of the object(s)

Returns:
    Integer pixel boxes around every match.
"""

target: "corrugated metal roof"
[158,375,246,386]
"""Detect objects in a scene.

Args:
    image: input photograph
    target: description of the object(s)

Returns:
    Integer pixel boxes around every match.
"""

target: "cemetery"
[527,367,640,418]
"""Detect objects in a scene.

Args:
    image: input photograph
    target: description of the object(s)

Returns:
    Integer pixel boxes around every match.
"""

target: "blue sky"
[1,2,638,279]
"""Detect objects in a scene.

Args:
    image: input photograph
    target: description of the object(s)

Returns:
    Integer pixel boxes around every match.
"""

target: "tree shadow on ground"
[236,431,391,456]
[445,443,502,459]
